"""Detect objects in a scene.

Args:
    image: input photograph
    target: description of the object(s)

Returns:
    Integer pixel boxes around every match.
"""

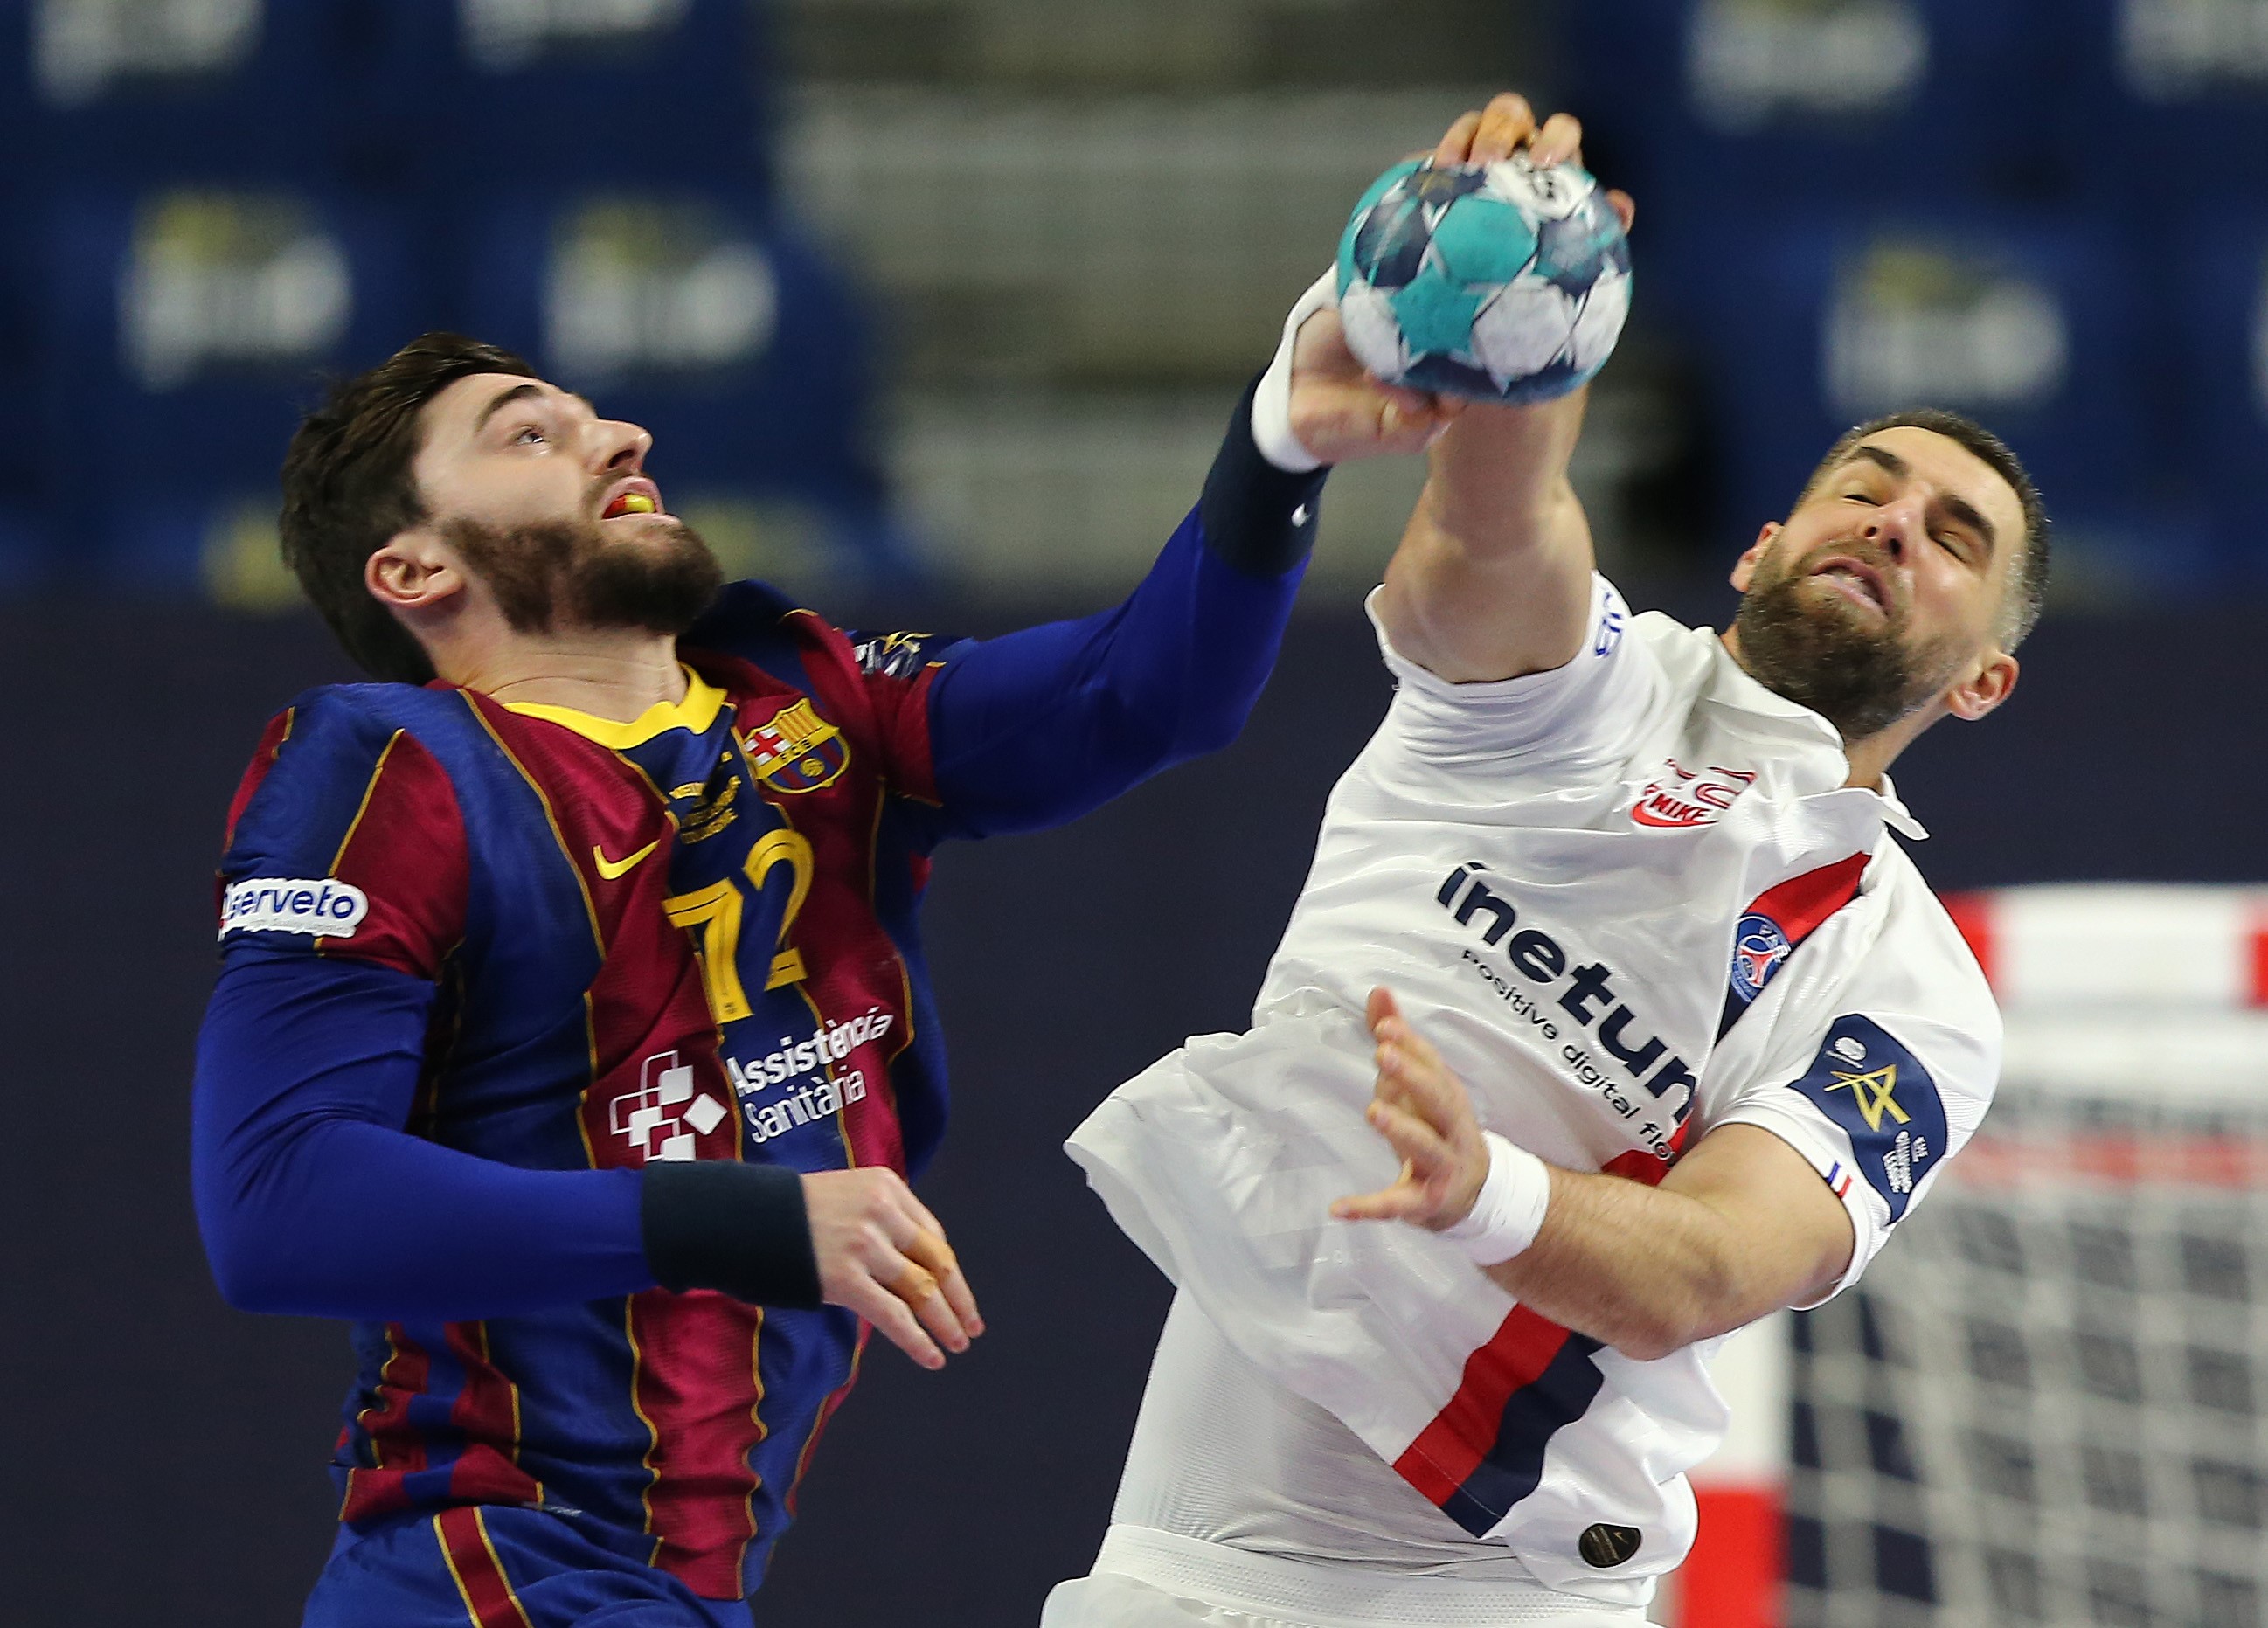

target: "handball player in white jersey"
[1049,94,2044,1628]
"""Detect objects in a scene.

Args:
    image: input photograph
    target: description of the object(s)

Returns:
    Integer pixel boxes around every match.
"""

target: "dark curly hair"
[278,333,538,682]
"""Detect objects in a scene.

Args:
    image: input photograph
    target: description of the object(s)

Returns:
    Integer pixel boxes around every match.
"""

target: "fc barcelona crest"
[744,699,849,793]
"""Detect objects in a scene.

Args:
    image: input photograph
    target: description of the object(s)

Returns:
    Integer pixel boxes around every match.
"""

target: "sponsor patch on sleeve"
[849,628,956,682]
[1786,1015,1948,1223]
[219,877,370,941]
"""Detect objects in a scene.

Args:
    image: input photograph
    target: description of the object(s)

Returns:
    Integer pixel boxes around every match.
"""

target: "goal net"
[1785,885,2268,1628]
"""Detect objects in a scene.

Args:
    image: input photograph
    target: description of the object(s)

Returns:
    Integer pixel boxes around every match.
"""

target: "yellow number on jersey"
[663,828,815,1023]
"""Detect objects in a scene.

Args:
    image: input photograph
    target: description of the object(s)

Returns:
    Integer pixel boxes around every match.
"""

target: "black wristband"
[1197,373,1329,578]
[642,1161,822,1309]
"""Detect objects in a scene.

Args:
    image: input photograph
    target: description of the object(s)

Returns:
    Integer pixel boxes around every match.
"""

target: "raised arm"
[918,281,1465,839]
[1352,94,1635,685]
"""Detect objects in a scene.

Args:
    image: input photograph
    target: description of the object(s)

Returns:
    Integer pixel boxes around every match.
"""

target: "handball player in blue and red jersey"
[191,277,1459,1623]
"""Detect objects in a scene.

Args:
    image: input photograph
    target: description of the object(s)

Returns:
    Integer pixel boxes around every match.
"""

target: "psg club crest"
[744,699,849,794]
[1631,759,1756,828]
[1730,912,1793,1003]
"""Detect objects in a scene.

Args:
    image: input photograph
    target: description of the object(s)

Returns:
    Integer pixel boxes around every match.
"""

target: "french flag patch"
[1827,1161,1855,1200]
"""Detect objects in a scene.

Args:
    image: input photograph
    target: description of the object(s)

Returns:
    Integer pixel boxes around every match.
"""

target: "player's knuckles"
[907,1232,959,1275]
[1475,94,1524,133]
[1478,98,1533,149]
[853,1223,905,1267]
[1433,111,1482,156]
[857,1167,912,1203]
[1384,1119,1432,1160]
[831,1277,893,1323]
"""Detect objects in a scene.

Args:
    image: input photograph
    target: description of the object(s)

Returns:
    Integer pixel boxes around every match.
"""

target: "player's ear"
[1942,648,2018,723]
[1730,523,1779,592]
[365,529,468,613]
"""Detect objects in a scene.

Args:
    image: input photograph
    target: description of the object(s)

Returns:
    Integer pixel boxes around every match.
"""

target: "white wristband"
[1250,269,1339,474]
[1441,1132,1552,1264]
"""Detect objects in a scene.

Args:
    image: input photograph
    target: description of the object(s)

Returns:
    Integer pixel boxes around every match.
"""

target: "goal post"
[1673,884,2268,1628]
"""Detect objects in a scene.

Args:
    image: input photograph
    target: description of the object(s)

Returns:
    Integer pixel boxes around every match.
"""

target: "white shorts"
[1042,1526,1651,1628]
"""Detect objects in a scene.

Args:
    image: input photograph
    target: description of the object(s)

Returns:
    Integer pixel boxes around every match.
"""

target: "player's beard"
[447,508,725,641]
[1733,539,1960,743]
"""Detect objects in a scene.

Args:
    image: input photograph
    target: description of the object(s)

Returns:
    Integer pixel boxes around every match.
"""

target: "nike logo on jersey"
[1630,759,1756,828]
[593,839,660,879]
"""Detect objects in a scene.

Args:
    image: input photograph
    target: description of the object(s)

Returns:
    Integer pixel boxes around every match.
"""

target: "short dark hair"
[1797,407,2051,648]
[279,333,539,682]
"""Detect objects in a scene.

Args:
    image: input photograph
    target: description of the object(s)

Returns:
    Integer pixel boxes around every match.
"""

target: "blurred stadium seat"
[1680,209,2210,583]
[1563,0,2067,317]
[3,0,870,601]
[780,88,1478,583]
[21,0,769,191]
[455,188,900,583]
[2170,210,2268,586]
[410,0,773,191]
[784,90,1467,388]
[21,0,437,191]
[31,184,433,597]
[1555,0,2248,592]
[2062,0,2268,199]
[3,0,2264,602]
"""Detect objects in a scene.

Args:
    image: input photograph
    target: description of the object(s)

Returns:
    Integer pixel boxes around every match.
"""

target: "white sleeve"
[1365,573,1660,772]
[1704,905,2001,1308]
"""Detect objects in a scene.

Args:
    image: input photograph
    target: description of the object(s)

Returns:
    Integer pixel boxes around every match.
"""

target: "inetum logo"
[219,877,369,940]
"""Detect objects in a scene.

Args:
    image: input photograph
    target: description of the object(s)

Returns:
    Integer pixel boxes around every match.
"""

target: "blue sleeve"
[923,380,1328,838]
[192,956,656,1321]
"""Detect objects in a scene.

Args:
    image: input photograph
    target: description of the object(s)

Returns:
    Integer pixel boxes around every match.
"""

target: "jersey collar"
[1703,633,1930,840]
[1872,773,1929,841]
[503,665,731,749]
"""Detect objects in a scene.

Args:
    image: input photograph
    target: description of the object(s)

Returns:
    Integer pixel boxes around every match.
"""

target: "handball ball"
[1335,156,1632,405]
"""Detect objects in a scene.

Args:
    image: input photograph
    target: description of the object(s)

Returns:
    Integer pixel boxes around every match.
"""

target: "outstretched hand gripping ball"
[1335,156,1632,405]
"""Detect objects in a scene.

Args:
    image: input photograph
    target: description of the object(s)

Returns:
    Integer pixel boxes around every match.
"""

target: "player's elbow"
[198,1199,329,1313]
[1603,1259,1744,1361]
[1080,693,1214,786]
[205,1234,298,1314]
[198,1185,325,1315]
[1148,675,1261,761]
[1607,1310,1704,1364]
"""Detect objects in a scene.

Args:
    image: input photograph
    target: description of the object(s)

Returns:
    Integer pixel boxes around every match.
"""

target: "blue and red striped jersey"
[218,592,969,1595]
[201,462,1321,1600]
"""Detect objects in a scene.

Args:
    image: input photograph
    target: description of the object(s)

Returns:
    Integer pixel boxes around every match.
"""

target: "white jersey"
[1065,577,1999,1610]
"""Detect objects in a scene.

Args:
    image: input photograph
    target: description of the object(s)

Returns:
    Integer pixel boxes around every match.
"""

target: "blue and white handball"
[1335,156,1632,405]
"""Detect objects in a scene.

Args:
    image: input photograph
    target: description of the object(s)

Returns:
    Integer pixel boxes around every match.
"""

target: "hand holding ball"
[1335,156,1632,405]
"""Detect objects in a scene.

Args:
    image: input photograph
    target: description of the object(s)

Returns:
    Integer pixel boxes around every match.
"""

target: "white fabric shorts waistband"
[1091,1525,1649,1628]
